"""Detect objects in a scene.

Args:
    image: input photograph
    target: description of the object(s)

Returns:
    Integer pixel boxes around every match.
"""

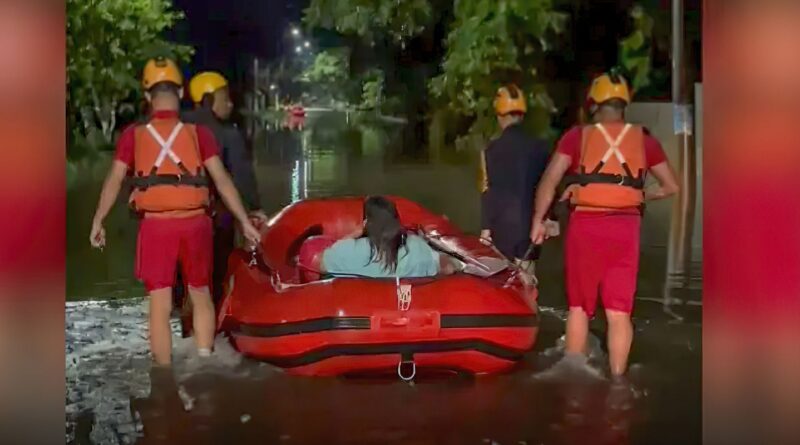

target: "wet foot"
[534,353,606,381]
[606,375,636,410]
[146,366,183,415]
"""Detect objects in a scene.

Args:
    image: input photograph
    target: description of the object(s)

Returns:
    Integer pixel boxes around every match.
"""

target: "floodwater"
[66,112,701,444]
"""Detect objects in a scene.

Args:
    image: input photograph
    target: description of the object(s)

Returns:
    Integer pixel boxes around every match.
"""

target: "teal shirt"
[321,235,440,278]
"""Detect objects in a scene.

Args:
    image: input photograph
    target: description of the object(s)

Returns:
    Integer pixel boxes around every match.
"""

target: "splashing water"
[533,333,607,381]
[65,299,167,444]
[65,298,269,444]
[537,305,569,321]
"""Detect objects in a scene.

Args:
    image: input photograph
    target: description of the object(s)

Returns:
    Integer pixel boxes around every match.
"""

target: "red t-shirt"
[114,110,220,168]
[556,125,667,172]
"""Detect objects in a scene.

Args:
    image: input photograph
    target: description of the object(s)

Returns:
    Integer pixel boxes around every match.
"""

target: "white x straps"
[594,123,632,166]
[145,122,185,169]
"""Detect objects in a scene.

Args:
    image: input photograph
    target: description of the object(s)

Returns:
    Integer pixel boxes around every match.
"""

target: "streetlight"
[270,84,277,91]
[304,41,310,48]
[291,28,300,37]
[295,46,302,54]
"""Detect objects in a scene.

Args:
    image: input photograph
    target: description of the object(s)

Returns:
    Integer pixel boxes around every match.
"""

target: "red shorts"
[135,215,213,292]
[564,212,641,317]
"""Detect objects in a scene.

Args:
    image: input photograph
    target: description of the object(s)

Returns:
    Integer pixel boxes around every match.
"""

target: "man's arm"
[204,156,262,243]
[645,161,680,200]
[90,160,128,247]
[533,153,572,223]
[205,156,251,224]
[480,192,491,232]
[530,153,572,244]
[93,160,128,224]
[225,128,262,211]
[479,148,491,230]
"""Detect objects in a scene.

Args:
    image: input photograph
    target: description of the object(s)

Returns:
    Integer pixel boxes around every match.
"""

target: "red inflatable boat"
[217,197,539,378]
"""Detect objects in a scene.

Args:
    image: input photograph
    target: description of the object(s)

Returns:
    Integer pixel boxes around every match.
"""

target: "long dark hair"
[363,196,406,273]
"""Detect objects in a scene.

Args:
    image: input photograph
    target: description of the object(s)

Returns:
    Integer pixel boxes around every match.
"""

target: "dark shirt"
[182,108,261,211]
[481,123,550,258]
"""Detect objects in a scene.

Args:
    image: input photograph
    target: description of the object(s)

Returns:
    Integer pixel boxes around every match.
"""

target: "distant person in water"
[321,196,454,278]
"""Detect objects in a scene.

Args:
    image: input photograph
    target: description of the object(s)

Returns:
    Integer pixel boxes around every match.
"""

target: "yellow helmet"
[494,84,527,115]
[189,71,228,104]
[587,73,631,106]
[142,57,182,90]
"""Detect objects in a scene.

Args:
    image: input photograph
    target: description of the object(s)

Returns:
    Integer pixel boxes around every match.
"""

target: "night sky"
[171,0,306,83]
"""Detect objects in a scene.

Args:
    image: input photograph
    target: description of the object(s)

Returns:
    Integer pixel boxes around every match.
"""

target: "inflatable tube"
[218,196,539,377]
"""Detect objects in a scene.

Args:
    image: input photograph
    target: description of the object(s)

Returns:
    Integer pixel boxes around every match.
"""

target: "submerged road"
[66,113,701,444]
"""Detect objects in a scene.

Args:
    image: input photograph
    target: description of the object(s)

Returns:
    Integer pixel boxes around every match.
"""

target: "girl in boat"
[321,196,454,278]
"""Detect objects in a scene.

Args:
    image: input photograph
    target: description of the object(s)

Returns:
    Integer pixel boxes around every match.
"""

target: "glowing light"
[291,160,300,203]
[291,28,300,36]
[295,46,302,53]
[304,41,310,48]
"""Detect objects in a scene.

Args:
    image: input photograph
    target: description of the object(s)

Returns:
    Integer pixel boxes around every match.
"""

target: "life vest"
[130,119,210,213]
[566,123,646,210]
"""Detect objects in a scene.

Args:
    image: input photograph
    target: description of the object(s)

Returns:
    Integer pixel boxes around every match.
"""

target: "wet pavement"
[66,112,701,444]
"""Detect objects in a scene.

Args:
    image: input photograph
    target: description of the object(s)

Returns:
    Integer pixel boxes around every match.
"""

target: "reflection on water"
[66,111,701,444]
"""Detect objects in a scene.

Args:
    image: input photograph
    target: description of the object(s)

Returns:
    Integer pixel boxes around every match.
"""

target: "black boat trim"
[236,317,370,337]
[231,314,538,338]
[248,339,533,368]
[442,314,538,328]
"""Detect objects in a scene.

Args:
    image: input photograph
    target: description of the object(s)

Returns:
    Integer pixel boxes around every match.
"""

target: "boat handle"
[248,245,258,268]
[397,360,416,382]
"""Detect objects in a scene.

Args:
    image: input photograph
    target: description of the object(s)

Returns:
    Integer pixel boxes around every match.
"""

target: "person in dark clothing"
[479,85,551,283]
[184,72,263,215]
[172,71,266,335]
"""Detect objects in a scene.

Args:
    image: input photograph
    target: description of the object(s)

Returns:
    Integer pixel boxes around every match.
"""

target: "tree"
[297,48,353,105]
[301,0,684,147]
[299,49,350,85]
[67,0,192,157]
[360,69,385,110]
[429,0,567,145]
[618,5,656,92]
[304,0,433,45]
[619,0,701,99]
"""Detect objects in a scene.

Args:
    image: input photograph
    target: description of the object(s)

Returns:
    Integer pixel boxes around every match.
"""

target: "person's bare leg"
[148,288,174,366]
[565,307,590,355]
[605,309,633,376]
[188,286,215,353]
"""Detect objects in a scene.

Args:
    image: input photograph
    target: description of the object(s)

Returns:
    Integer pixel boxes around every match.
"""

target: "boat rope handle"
[248,246,258,268]
[397,360,416,382]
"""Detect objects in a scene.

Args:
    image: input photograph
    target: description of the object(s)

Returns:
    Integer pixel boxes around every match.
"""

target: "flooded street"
[66,112,701,444]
